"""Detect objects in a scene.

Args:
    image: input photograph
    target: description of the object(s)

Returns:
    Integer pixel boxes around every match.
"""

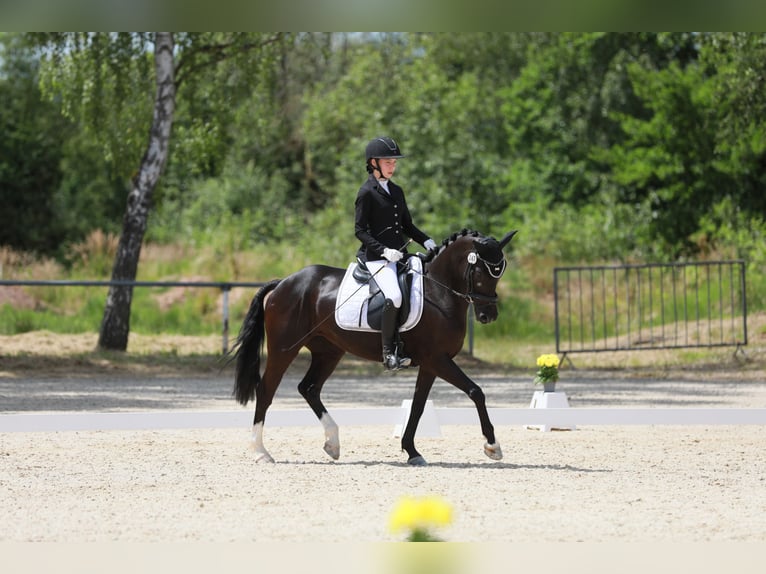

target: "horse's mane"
[421,228,482,264]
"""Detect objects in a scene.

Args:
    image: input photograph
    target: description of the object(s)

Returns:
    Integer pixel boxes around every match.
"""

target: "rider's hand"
[424,239,437,251]
[382,248,403,262]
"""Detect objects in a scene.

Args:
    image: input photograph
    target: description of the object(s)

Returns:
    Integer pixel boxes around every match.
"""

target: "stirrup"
[383,353,400,371]
[383,352,410,370]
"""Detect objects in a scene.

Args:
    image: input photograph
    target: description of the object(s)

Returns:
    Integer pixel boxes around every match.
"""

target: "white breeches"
[365,259,402,308]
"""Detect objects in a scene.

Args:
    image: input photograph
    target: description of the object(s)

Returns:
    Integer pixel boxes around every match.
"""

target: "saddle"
[335,256,424,332]
[352,258,413,330]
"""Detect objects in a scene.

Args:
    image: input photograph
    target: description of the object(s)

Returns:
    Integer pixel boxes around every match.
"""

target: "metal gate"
[554,261,747,357]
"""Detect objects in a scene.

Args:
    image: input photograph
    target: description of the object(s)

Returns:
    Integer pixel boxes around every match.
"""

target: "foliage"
[0,35,71,254]
[2,32,766,344]
[36,32,155,178]
[0,34,137,257]
[150,163,301,249]
[701,33,766,219]
[594,60,722,257]
[696,197,766,310]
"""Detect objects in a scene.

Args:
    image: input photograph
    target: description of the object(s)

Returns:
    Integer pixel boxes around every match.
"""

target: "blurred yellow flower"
[389,496,453,541]
[536,353,560,368]
[418,496,453,527]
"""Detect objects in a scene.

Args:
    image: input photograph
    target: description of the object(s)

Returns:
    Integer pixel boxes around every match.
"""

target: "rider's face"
[374,158,397,179]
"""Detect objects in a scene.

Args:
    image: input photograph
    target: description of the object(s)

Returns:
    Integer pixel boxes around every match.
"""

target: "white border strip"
[446,408,766,426]
[2,406,766,433]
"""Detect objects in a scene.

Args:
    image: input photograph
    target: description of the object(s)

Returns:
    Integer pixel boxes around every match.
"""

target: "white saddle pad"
[334,257,424,332]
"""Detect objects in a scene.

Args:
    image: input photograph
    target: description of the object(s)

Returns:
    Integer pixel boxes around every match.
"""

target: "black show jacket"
[354,174,430,262]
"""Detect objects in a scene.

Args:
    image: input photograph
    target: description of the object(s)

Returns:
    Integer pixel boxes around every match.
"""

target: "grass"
[1,233,764,375]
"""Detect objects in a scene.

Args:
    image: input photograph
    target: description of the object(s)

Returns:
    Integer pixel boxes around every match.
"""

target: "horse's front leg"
[431,355,502,461]
[400,369,436,465]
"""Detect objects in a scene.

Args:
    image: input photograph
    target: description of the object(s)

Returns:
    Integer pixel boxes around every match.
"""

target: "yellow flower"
[536,353,560,369]
[418,496,453,527]
[389,496,453,534]
[389,497,420,532]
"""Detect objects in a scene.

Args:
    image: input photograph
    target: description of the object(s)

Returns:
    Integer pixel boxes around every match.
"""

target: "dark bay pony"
[232,228,518,465]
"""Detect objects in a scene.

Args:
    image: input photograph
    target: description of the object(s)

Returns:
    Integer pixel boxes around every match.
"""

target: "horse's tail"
[232,279,281,406]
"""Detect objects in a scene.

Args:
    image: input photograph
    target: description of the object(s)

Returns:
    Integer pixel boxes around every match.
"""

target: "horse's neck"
[427,244,470,298]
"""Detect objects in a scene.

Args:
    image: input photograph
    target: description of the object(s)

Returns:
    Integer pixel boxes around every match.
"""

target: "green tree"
[492,33,705,259]
[35,32,287,350]
[593,33,766,258]
[701,33,766,217]
[0,34,70,253]
[596,60,724,257]
[302,33,530,244]
[149,33,339,253]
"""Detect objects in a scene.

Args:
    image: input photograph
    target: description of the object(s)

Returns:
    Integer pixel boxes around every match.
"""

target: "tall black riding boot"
[381,299,410,370]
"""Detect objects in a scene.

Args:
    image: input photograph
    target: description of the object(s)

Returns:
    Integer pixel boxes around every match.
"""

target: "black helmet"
[365,136,405,161]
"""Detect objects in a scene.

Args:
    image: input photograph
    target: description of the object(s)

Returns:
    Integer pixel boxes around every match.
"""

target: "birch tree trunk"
[97,33,176,351]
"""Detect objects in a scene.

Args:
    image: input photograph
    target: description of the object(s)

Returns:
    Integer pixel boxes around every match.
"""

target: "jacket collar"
[369,174,396,199]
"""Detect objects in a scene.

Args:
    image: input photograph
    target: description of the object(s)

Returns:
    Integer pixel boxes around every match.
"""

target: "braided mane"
[422,228,482,264]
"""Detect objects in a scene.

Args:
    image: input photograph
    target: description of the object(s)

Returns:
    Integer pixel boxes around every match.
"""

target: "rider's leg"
[368,261,409,370]
[381,298,400,370]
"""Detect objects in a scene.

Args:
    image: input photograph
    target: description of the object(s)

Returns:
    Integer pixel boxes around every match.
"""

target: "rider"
[354,136,438,370]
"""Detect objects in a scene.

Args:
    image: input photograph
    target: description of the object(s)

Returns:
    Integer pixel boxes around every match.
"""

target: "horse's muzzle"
[474,304,498,324]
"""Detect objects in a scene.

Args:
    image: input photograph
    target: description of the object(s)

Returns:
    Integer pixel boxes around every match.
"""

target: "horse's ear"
[499,230,518,249]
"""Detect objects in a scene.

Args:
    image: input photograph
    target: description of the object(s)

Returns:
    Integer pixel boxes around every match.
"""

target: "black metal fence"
[553,261,748,358]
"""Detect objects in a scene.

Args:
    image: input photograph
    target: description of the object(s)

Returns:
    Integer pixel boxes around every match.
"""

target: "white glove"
[424,239,437,251]
[382,248,403,262]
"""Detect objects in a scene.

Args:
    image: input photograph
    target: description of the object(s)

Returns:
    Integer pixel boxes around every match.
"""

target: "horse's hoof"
[407,455,428,466]
[484,442,503,461]
[253,451,275,464]
[323,441,340,460]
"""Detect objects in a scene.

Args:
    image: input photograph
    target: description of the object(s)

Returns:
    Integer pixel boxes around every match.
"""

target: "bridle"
[462,251,506,305]
[415,249,506,305]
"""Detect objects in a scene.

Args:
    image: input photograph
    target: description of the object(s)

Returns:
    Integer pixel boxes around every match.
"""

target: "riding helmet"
[365,136,405,161]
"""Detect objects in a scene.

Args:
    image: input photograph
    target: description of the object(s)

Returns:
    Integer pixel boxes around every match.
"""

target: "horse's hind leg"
[251,349,299,463]
[298,347,345,460]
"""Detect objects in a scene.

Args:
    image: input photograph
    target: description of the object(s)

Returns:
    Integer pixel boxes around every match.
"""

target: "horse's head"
[466,230,518,323]
[426,229,518,324]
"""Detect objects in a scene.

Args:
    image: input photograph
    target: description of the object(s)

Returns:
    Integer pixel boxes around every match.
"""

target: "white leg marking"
[320,413,340,460]
[250,422,275,463]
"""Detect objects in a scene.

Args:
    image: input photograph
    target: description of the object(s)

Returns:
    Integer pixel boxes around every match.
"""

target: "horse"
[231,228,518,465]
